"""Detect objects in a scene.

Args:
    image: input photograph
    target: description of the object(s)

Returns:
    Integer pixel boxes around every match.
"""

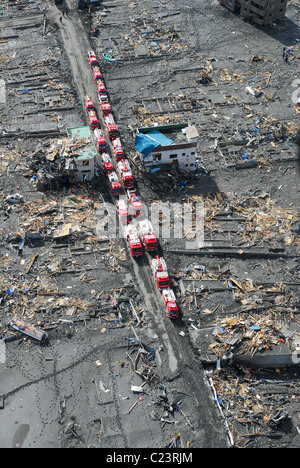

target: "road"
[47,0,228,447]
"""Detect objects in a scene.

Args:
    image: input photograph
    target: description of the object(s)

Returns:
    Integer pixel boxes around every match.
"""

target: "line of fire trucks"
[84,50,179,320]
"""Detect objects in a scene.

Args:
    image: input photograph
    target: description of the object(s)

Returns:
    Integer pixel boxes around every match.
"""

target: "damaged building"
[219,0,288,25]
[34,126,97,190]
[135,123,199,172]
[0,0,299,451]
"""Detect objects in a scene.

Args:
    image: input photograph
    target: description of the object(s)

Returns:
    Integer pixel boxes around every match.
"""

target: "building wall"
[219,0,288,24]
[219,0,241,11]
[75,158,95,182]
[144,144,197,171]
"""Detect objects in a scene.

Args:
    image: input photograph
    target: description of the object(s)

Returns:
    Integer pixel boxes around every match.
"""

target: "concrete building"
[219,0,288,25]
[67,126,97,182]
[135,123,199,172]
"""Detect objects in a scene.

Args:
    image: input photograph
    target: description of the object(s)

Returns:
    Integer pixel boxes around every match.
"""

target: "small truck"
[138,219,158,252]
[10,318,48,342]
[162,288,179,319]
[150,256,170,290]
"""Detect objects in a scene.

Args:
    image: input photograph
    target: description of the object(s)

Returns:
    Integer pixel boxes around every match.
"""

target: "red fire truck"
[87,50,98,67]
[117,199,130,225]
[138,219,158,252]
[101,102,112,116]
[125,225,143,258]
[112,138,124,160]
[93,67,103,83]
[97,83,108,103]
[127,190,145,218]
[94,128,107,152]
[117,159,134,189]
[150,256,170,290]
[101,152,114,174]
[84,96,94,111]
[104,115,119,140]
[108,171,121,197]
[87,110,100,130]
[84,96,99,130]
[162,288,179,319]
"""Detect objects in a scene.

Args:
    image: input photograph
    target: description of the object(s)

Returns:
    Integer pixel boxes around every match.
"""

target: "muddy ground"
[0,0,299,450]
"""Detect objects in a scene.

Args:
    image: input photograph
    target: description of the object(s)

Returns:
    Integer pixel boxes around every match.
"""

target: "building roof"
[135,123,199,158]
[67,126,97,161]
[135,130,174,157]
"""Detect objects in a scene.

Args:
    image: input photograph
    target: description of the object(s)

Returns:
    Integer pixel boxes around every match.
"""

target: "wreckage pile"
[207,370,300,448]
[210,313,289,359]
[0,186,138,343]
[21,137,95,190]
[0,0,46,16]
[151,192,300,250]
[89,8,188,60]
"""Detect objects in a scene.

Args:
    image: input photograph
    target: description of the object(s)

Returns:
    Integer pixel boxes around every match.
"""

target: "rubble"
[0,0,299,451]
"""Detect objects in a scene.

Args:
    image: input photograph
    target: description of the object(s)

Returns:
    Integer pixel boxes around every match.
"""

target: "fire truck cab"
[101,102,112,116]
[87,110,100,130]
[101,153,114,174]
[125,225,143,258]
[94,128,107,152]
[117,199,130,225]
[138,219,158,252]
[108,171,121,196]
[151,256,170,290]
[84,97,99,130]
[162,288,179,319]
[112,138,124,160]
[84,96,94,111]
[87,50,98,67]
[93,67,103,84]
[97,84,108,103]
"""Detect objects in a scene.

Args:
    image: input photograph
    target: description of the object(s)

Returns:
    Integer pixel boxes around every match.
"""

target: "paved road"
[46,0,229,447]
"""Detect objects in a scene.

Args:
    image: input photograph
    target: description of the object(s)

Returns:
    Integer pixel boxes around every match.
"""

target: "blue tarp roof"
[135,130,174,157]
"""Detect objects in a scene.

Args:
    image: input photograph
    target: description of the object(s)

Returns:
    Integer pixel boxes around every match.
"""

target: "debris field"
[0,0,299,450]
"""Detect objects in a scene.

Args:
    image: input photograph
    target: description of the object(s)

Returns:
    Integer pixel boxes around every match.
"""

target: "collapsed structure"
[0,0,299,450]
[33,126,97,190]
[219,0,288,25]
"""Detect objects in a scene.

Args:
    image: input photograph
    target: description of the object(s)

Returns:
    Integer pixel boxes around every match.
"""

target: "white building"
[67,126,97,182]
[135,123,199,171]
